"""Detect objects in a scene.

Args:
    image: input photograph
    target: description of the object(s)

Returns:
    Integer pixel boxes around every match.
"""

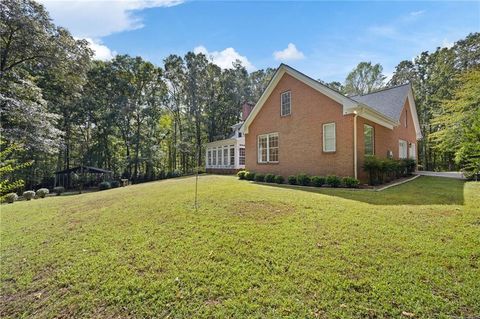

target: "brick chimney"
[241,102,254,121]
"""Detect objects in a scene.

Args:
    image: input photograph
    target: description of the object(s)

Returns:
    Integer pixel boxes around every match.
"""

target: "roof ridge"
[355,83,410,97]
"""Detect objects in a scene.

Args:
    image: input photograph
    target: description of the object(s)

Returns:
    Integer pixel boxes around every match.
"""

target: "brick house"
[242,64,422,182]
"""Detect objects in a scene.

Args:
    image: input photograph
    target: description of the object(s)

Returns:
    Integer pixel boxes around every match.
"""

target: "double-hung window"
[281,91,291,116]
[364,124,374,155]
[212,148,217,166]
[229,146,235,166]
[399,140,408,159]
[409,143,416,159]
[258,133,279,163]
[217,148,222,166]
[239,148,245,165]
[323,123,336,152]
[223,147,228,166]
[207,150,211,166]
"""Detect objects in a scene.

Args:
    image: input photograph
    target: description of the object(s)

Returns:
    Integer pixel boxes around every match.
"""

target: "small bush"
[343,177,360,188]
[326,175,341,188]
[53,186,65,196]
[4,193,18,203]
[403,159,416,175]
[98,181,111,190]
[172,169,183,178]
[36,188,49,198]
[265,174,275,183]
[288,175,297,185]
[274,175,285,184]
[255,173,265,182]
[23,190,35,200]
[296,173,311,186]
[245,171,256,181]
[237,170,246,180]
[311,176,326,187]
[110,180,120,188]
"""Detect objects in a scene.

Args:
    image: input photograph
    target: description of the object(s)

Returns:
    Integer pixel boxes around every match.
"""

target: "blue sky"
[41,0,479,82]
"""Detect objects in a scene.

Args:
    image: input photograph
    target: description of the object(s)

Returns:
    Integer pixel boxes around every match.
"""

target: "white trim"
[399,139,408,159]
[364,123,375,156]
[406,89,423,139]
[243,64,357,134]
[323,122,336,152]
[257,132,279,163]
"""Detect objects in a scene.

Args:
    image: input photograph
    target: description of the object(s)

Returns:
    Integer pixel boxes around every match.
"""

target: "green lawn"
[1,176,479,318]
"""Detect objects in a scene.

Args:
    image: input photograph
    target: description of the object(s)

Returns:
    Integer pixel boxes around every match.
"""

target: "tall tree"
[344,62,386,95]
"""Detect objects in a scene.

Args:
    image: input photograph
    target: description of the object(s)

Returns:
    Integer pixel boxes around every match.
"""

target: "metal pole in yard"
[194,147,199,211]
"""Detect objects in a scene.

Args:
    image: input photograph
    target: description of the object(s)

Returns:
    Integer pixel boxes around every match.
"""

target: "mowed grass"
[1,176,479,318]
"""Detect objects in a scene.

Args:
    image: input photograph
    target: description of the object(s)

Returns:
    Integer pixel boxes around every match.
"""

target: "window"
[239,148,245,165]
[399,140,408,159]
[207,150,211,166]
[281,91,291,116]
[409,143,416,159]
[364,124,374,155]
[230,146,235,166]
[217,148,222,166]
[238,132,242,138]
[212,148,217,166]
[223,147,228,166]
[323,123,336,152]
[258,133,279,163]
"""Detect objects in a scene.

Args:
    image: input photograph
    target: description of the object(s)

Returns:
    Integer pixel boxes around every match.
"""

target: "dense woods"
[1,0,479,197]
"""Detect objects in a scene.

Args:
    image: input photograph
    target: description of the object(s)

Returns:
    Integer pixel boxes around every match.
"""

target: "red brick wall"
[245,73,418,183]
[245,73,355,178]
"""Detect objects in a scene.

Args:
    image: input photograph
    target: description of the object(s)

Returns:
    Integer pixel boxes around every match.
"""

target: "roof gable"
[242,64,357,134]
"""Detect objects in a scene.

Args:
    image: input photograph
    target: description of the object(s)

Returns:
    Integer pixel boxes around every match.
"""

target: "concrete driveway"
[416,171,465,179]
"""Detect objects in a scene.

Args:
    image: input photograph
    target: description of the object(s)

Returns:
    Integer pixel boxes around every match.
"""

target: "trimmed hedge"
[245,171,256,181]
[4,193,18,203]
[364,156,417,185]
[237,170,246,180]
[110,180,120,188]
[254,173,265,182]
[23,190,35,200]
[274,175,285,184]
[296,173,311,186]
[287,175,297,185]
[326,175,341,188]
[265,174,275,183]
[36,188,49,198]
[311,176,326,187]
[343,177,360,188]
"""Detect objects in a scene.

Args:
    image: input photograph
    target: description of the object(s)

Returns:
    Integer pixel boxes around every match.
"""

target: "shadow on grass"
[255,176,465,206]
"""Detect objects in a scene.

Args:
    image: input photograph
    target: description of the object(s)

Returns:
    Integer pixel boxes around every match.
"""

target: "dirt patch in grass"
[228,200,295,221]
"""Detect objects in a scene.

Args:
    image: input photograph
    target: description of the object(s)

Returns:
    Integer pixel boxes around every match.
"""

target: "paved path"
[416,171,465,179]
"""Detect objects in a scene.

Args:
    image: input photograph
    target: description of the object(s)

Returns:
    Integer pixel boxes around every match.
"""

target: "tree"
[0,140,33,199]
[344,62,386,95]
[430,68,480,178]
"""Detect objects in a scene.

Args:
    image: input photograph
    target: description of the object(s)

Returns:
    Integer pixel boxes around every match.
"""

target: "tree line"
[1,0,479,197]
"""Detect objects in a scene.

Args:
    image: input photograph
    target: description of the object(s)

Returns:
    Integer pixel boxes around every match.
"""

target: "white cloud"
[409,10,425,17]
[38,0,184,38]
[273,43,305,61]
[193,46,255,72]
[83,38,117,61]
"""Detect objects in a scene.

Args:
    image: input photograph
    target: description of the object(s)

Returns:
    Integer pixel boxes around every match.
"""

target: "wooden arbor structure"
[54,166,113,189]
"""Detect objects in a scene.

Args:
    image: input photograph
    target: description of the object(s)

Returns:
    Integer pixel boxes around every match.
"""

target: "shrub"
[343,177,360,188]
[110,180,120,188]
[254,173,265,182]
[23,190,35,200]
[237,170,246,180]
[296,173,311,186]
[245,171,256,181]
[98,181,111,191]
[53,186,65,196]
[274,175,285,184]
[4,193,18,203]
[403,159,416,175]
[172,169,183,178]
[36,188,49,198]
[311,176,326,187]
[326,175,341,188]
[265,173,275,183]
[287,175,297,185]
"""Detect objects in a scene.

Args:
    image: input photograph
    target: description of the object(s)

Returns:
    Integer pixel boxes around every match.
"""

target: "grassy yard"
[1,176,479,318]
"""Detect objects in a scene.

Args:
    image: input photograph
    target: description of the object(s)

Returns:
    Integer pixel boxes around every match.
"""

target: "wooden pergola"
[54,166,113,189]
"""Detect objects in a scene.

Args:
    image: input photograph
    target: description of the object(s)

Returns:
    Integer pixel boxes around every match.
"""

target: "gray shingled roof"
[350,83,411,121]
[227,122,243,138]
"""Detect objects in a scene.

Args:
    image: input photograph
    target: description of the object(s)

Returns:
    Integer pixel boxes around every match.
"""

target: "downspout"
[353,111,358,179]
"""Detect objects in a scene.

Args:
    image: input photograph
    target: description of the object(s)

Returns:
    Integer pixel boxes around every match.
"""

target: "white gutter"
[353,111,358,179]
